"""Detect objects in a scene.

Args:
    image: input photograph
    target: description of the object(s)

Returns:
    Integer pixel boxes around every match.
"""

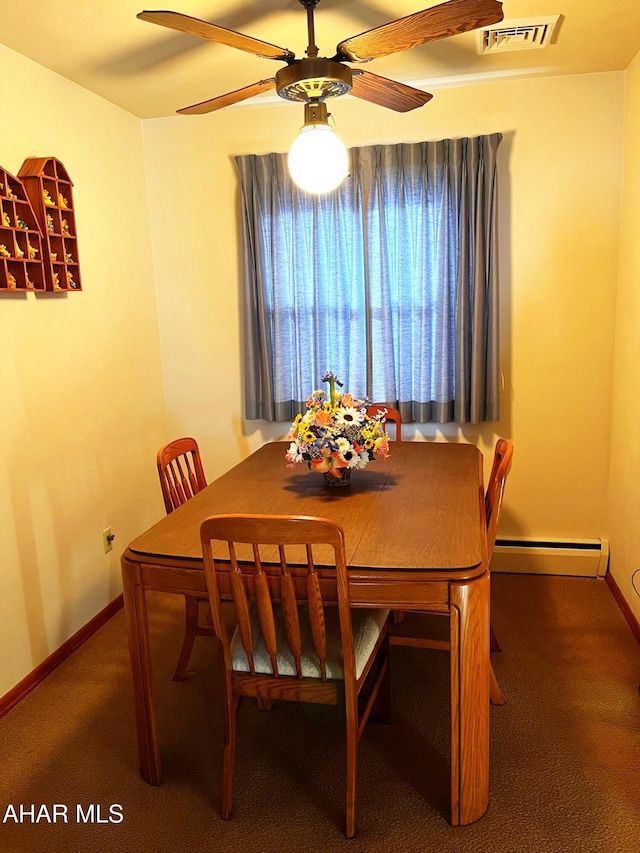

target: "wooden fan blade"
[137,11,295,61]
[336,0,504,62]
[177,79,277,115]
[350,71,433,112]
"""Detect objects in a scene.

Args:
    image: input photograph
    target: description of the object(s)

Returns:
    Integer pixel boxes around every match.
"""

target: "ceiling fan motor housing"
[276,59,353,102]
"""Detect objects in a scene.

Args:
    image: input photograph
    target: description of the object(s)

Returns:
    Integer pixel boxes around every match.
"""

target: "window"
[236,134,502,424]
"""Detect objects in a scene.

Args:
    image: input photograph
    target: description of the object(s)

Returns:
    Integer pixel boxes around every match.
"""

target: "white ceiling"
[2,1,640,119]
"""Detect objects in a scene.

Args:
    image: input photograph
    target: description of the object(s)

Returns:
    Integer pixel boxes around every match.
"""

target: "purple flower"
[321,371,344,388]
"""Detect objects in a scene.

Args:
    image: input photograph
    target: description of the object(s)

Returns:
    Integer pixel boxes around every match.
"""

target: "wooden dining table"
[121,439,490,826]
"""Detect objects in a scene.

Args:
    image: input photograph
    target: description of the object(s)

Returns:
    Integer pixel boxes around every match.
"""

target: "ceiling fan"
[137,0,505,116]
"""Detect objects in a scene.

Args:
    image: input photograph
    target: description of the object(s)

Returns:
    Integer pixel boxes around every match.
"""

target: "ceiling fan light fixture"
[287,102,349,195]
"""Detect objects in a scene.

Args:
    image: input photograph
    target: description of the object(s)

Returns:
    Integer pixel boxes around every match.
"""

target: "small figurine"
[0,243,10,257]
[66,271,78,289]
[58,193,69,209]
[61,219,70,235]
[28,242,38,259]
[46,214,54,233]
[53,272,62,291]
[50,251,57,261]
[7,272,17,289]
[43,189,54,206]
[1,211,10,226]
[14,241,24,258]
[65,251,73,263]
[17,219,28,230]
[26,274,35,289]
[8,188,17,200]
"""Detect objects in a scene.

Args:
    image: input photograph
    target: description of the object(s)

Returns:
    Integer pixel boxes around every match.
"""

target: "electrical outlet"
[102,527,115,554]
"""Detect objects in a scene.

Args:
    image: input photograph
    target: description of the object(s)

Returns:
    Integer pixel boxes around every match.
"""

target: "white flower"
[286,442,306,463]
[352,449,370,469]
[335,437,351,454]
[338,443,367,469]
[334,406,365,427]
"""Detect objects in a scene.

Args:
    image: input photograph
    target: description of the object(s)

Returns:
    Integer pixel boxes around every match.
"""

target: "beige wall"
[608,48,640,622]
[144,71,623,542]
[0,45,167,696]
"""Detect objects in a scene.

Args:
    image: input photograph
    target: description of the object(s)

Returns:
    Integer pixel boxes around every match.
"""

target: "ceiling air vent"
[477,15,560,54]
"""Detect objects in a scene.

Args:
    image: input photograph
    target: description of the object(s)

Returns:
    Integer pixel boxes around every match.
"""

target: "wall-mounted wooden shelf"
[0,166,45,293]
[18,157,82,293]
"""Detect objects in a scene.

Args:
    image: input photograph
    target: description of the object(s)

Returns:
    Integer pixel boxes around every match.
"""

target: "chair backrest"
[366,405,402,441]
[201,514,356,683]
[485,438,514,557]
[157,437,207,514]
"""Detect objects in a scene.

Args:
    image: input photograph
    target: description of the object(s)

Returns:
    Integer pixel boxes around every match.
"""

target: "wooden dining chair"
[200,513,391,839]
[366,404,402,441]
[157,437,214,681]
[484,438,514,655]
[390,438,514,706]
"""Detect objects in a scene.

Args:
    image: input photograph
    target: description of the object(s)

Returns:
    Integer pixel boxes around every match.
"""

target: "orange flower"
[375,435,390,458]
[326,465,347,479]
[309,456,332,473]
[341,393,354,408]
[314,410,333,427]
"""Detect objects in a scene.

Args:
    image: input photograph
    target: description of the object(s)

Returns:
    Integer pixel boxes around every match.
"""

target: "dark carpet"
[1,574,639,853]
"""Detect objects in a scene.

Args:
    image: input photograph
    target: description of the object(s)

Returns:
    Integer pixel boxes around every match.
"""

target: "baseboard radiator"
[491,537,609,578]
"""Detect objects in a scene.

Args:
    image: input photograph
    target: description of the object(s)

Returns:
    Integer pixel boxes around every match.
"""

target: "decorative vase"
[323,468,351,488]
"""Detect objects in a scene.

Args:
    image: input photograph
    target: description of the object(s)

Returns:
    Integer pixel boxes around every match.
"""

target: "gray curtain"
[236,133,502,424]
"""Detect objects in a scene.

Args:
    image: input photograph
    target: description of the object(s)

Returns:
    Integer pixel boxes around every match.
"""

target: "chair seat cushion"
[231,605,389,680]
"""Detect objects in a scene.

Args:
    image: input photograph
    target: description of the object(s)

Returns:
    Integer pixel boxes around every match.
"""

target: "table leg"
[121,554,162,785]
[449,572,490,826]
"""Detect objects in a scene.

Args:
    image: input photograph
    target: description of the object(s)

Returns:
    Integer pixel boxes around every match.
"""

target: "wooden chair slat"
[280,547,303,678]
[306,547,328,680]
[174,456,193,502]
[172,462,188,505]
[253,544,279,677]
[183,453,199,497]
[228,544,256,676]
[166,466,182,511]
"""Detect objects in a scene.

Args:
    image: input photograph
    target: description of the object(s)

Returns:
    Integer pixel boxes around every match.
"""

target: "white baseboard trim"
[491,537,609,578]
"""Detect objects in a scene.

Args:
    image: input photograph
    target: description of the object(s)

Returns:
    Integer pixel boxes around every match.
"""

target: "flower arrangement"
[285,371,390,481]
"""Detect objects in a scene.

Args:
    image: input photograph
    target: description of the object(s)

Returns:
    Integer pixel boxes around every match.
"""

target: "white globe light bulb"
[288,124,349,195]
